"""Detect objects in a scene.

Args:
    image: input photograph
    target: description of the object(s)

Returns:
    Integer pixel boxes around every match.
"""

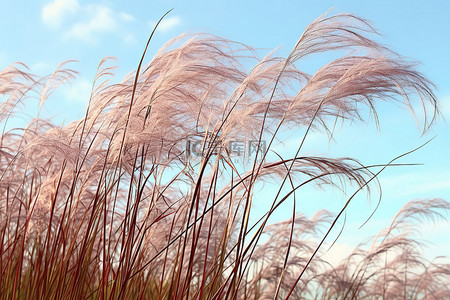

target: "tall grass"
[1,12,449,299]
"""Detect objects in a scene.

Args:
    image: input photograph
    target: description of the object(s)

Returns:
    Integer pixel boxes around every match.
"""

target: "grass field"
[0,12,449,299]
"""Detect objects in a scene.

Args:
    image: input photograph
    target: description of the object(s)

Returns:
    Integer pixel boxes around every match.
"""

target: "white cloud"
[42,1,135,44]
[407,179,450,195]
[123,33,136,45]
[42,0,80,28]
[321,220,450,267]
[322,242,360,267]
[64,78,93,104]
[149,16,181,33]
[120,12,135,22]
[381,170,450,199]
[64,5,116,43]
[0,52,7,68]
[31,62,52,74]
[440,95,450,118]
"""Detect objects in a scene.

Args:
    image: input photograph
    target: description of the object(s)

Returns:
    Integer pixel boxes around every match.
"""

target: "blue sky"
[1,0,449,261]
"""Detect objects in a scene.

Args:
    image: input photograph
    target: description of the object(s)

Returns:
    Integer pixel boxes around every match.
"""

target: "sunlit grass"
[0,11,448,299]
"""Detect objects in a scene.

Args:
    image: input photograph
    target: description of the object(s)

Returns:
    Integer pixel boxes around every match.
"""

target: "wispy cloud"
[0,52,7,68]
[64,78,92,104]
[42,0,80,28]
[42,1,135,44]
[119,12,135,22]
[148,16,181,33]
[31,62,52,74]
[382,170,450,198]
[322,242,360,266]
[63,5,117,43]
[440,95,450,118]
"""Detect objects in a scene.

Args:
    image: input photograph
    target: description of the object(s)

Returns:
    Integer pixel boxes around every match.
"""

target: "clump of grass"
[0,11,448,299]
[248,199,450,299]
